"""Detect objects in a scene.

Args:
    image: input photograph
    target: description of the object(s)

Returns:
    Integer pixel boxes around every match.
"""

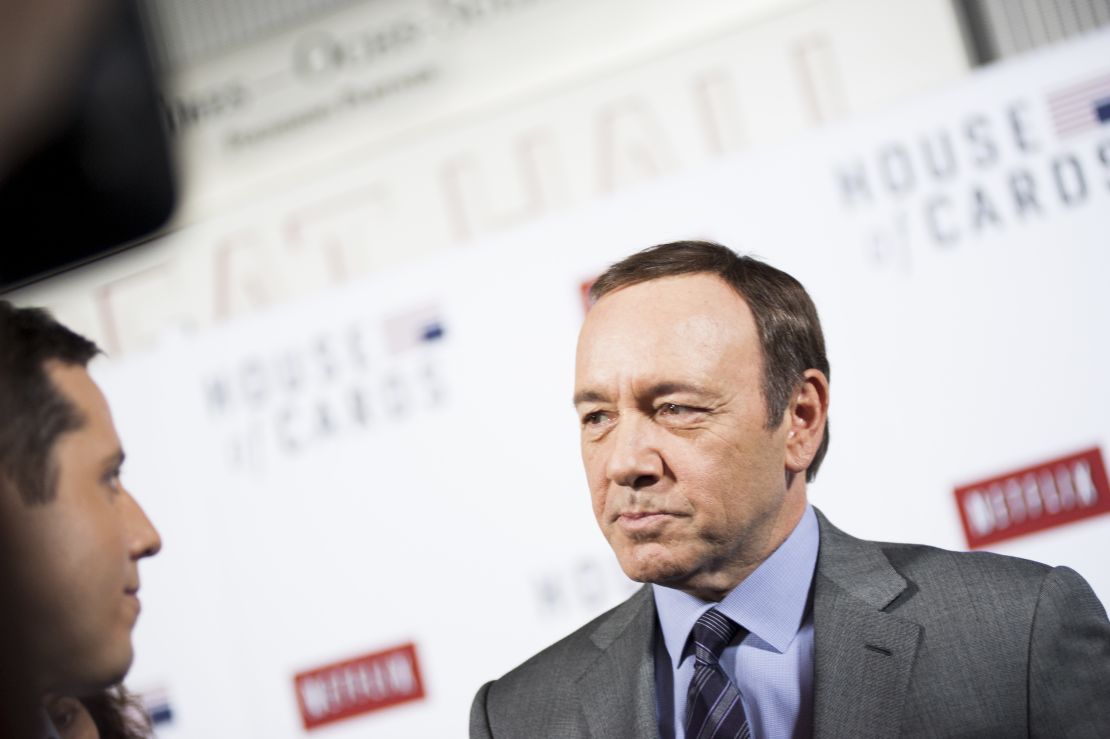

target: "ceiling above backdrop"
[139,0,369,70]
[140,0,1110,73]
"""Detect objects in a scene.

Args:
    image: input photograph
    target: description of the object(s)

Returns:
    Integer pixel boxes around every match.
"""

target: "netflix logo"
[954,447,1110,549]
[294,643,426,730]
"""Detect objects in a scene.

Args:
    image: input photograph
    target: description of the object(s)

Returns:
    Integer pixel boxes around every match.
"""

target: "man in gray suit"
[470,241,1110,738]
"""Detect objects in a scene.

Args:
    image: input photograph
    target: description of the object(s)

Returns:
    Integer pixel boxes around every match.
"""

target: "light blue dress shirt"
[652,505,819,739]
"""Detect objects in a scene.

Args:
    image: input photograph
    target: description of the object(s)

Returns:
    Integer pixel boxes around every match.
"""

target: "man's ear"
[784,369,829,475]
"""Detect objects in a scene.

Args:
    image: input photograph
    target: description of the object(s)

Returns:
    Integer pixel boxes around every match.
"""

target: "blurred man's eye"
[103,469,123,494]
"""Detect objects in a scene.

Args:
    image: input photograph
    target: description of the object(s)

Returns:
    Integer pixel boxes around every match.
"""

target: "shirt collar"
[652,504,819,669]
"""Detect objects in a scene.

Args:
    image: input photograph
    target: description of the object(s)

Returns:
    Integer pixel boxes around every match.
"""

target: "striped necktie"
[684,608,751,739]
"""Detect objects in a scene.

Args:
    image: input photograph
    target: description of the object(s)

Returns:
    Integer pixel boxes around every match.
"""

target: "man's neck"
[675,492,809,601]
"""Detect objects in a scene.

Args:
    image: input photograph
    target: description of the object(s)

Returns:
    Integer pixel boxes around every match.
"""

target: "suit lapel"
[812,510,923,738]
[576,585,661,739]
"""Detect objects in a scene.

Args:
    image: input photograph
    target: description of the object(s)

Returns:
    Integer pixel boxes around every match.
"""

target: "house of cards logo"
[201,302,448,473]
[294,643,426,730]
[833,70,1110,272]
[954,447,1110,549]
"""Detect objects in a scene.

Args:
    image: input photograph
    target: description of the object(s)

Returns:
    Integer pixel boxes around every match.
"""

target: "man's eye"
[657,403,704,421]
[581,408,617,426]
[582,411,610,426]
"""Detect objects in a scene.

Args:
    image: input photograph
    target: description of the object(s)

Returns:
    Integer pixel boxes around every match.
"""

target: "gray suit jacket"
[470,510,1110,738]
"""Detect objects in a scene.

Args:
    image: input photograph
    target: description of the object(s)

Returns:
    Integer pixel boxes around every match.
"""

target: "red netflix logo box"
[294,643,426,731]
[954,447,1110,549]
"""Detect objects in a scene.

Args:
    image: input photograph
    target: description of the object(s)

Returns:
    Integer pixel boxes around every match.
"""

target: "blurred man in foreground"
[471,241,1110,737]
[0,301,161,737]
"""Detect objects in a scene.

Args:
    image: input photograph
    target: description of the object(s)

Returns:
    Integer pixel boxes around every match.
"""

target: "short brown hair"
[590,241,830,481]
[0,301,100,504]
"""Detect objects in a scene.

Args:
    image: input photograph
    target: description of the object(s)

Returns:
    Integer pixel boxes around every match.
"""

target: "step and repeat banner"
[93,28,1110,738]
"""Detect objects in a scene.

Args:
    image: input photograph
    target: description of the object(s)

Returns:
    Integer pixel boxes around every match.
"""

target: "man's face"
[574,274,807,601]
[0,363,161,695]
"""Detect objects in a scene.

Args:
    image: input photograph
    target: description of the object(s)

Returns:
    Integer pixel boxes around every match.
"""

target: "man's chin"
[614,543,694,587]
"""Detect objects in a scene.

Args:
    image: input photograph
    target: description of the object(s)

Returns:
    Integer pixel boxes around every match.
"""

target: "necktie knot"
[691,608,742,665]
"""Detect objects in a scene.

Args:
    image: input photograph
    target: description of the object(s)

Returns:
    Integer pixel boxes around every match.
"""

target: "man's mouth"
[616,511,676,533]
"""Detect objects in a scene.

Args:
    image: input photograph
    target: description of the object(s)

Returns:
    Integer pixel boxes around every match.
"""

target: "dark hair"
[82,685,152,739]
[0,301,100,504]
[590,241,830,481]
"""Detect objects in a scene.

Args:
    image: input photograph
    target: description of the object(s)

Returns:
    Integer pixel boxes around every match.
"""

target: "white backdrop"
[93,29,1110,738]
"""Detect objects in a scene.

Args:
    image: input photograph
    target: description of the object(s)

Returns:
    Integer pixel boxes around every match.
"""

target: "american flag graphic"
[139,687,174,727]
[383,302,445,354]
[1047,71,1110,139]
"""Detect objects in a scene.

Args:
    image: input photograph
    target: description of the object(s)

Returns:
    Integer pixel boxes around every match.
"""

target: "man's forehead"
[46,362,120,451]
[46,362,107,414]
[580,276,755,353]
[586,273,750,328]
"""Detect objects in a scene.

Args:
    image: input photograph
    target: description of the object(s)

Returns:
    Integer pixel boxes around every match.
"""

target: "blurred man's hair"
[589,240,831,481]
[83,685,154,739]
[0,301,100,504]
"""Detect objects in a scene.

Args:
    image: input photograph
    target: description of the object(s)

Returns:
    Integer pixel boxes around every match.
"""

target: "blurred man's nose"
[124,492,161,559]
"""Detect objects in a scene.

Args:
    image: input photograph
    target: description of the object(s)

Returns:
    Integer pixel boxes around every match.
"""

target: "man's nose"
[123,491,162,560]
[605,414,663,489]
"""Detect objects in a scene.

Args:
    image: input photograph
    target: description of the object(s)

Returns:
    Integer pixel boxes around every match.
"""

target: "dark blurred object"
[0,0,176,291]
